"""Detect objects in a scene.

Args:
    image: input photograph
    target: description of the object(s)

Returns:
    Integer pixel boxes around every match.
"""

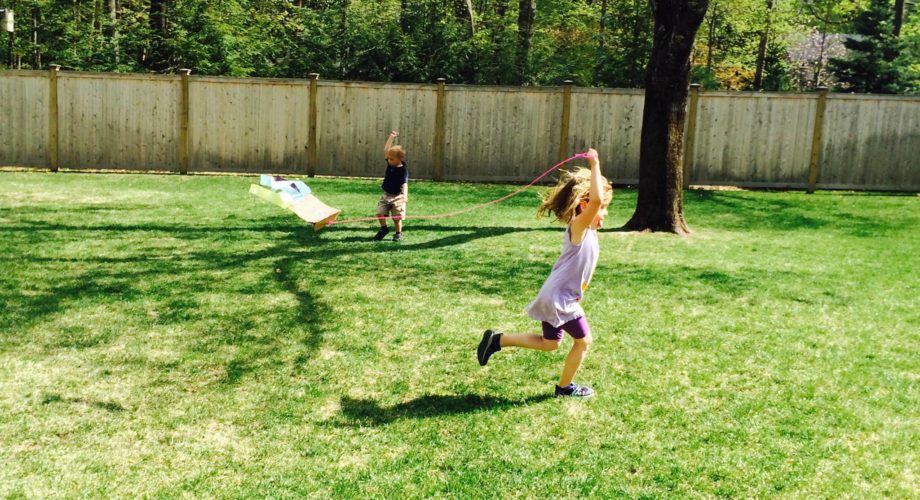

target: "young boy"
[374,131,409,242]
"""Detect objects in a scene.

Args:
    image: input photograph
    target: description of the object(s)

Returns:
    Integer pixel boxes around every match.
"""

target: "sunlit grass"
[1,171,917,497]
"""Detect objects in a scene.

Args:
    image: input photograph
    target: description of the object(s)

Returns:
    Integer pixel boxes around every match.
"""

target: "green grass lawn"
[1,171,918,497]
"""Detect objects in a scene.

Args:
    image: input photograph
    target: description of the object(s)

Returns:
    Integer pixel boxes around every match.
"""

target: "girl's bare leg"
[499,333,560,352]
[558,335,592,387]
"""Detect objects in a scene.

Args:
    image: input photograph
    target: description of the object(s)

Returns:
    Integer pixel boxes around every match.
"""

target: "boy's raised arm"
[384,131,398,156]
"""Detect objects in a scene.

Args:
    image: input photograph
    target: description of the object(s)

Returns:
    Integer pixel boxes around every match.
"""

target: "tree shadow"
[2,212,564,388]
[0,265,145,348]
[270,253,332,374]
[332,393,554,427]
[308,224,558,253]
[40,392,126,412]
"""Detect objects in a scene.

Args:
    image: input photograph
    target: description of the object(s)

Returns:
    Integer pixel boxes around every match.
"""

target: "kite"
[249,175,340,231]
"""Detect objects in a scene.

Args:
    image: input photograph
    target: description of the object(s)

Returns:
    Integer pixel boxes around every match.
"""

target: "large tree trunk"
[339,0,349,78]
[515,0,535,84]
[622,0,709,235]
[72,0,79,58]
[894,0,904,37]
[94,0,102,32]
[629,0,645,86]
[599,0,608,48]
[455,0,476,35]
[32,8,41,69]
[753,0,773,90]
[399,0,411,34]
[705,4,716,71]
[454,0,477,82]
[109,0,118,64]
[146,0,169,71]
[813,29,827,88]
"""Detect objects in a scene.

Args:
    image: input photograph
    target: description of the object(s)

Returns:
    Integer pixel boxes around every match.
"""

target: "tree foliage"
[897,5,920,92]
[829,0,905,92]
[0,0,916,93]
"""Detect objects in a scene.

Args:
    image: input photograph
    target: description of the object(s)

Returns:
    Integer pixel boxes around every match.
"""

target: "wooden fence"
[2,68,918,191]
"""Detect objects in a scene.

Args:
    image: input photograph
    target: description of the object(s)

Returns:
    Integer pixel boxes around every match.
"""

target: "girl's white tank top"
[525,223,600,327]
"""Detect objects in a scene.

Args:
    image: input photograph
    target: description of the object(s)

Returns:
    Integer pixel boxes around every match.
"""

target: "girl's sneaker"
[477,330,501,366]
[554,383,595,398]
[393,232,403,242]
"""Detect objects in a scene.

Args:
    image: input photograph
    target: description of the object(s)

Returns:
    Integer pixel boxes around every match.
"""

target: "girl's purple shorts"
[541,316,590,341]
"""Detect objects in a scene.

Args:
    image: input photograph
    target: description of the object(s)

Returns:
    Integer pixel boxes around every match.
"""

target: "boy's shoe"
[554,383,595,398]
[373,227,390,241]
[393,232,403,242]
[477,329,501,366]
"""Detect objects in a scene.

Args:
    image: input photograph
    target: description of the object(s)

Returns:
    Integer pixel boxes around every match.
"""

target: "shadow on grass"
[7,187,907,385]
[0,266,143,350]
[333,393,554,426]
[1,211,825,356]
[0,216,561,387]
[40,392,126,412]
[268,253,333,376]
[686,190,914,235]
[317,223,558,249]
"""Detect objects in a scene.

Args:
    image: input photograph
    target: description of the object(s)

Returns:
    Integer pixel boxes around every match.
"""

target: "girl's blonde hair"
[537,168,612,223]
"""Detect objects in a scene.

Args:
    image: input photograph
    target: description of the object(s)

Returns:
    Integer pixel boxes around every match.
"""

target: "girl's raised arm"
[570,148,603,245]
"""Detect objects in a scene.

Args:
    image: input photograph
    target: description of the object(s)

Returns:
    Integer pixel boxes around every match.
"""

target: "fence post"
[47,64,60,172]
[807,86,828,193]
[683,83,701,189]
[559,80,573,161]
[178,69,191,175]
[433,78,446,181]
[308,73,319,177]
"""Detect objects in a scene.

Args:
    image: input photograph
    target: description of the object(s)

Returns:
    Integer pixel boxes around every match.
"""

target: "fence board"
[692,92,816,186]
[315,81,437,179]
[57,73,179,170]
[442,86,562,182]
[1,70,918,191]
[189,77,311,173]
[820,96,920,190]
[0,72,48,167]
[569,89,645,183]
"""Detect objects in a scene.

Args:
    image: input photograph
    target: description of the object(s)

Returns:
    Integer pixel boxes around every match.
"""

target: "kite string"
[327,152,591,225]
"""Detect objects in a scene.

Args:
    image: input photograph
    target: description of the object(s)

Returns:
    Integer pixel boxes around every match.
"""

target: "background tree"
[693,0,775,90]
[787,28,846,90]
[529,0,597,85]
[145,0,170,71]
[752,0,774,89]
[893,0,905,36]
[594,0,654,87]
[622,0,710,235]
[894,2,920,92]
[515,0,535,84]
[471,1,518,84]
[791,0,861,89]
[829,0,903,93]
[1,0,915,95]
[760,32,792,90]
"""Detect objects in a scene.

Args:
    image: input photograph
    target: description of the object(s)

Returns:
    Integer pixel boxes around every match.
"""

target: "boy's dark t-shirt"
[382,161,409,195]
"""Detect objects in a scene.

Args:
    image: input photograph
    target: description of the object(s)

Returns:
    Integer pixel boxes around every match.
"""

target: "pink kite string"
[326,152,592,226]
